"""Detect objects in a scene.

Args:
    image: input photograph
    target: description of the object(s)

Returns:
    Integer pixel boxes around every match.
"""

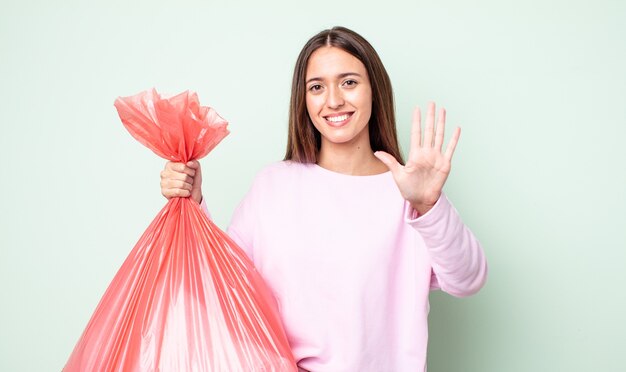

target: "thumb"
[374,151,402,175]
[186,160,200,169]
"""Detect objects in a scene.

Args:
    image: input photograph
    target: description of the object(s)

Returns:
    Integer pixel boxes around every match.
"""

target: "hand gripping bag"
[65,88,296,372]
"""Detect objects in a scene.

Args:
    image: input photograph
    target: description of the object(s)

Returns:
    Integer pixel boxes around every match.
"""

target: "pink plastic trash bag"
[65,88,296,371]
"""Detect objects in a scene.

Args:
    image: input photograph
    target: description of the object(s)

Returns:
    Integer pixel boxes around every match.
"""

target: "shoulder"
[252,160,315,184]
[243,160,310,195]
[236,161,315,210]
[257,160,312,174]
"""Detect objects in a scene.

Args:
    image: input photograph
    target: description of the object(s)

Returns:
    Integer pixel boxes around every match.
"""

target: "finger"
[161,178,193,191]
[177,163,196,177]
[434,107,446,151]
[166,161,196,177]
[444,127,461,161]
[160,170,194,185]
[164,161,179,172]
[423,102,436,147]
[161,170,193,183]
[374,151,403,175]
[186,160,200,170]
[162,188,192,199]
[192,161,202,181]
[408,106,421,159]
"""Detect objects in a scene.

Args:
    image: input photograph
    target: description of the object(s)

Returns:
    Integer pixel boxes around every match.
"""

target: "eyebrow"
[305,72,363,85]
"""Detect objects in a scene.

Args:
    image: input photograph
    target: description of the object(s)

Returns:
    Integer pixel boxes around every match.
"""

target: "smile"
[324,112,353,126]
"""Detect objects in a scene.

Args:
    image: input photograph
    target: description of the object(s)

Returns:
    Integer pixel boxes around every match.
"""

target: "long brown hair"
[284,26,404,164]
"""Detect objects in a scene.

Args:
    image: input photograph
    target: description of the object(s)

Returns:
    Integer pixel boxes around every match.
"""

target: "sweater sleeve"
[200,197,255,260]
[226,202,254,260]
[200,198,212,220]
[225,181,259,261]
[405,194,488,298]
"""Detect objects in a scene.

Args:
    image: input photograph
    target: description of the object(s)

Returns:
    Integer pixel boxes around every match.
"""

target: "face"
[305,46,373,149]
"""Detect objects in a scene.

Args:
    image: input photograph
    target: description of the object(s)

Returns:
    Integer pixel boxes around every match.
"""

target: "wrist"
[410,202,435,217]
[409,193,441,217]
[191,190,203,204]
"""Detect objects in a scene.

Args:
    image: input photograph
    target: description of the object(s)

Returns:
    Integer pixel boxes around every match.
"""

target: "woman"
[161,26,487,372]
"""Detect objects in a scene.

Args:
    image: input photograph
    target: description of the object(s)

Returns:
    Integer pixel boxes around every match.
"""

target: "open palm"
[375,102,460,216]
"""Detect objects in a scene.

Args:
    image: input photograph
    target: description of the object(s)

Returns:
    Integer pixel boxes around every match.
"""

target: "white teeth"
[326,114,350,122]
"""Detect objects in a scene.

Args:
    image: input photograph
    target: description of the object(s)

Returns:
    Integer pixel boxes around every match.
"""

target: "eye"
[342,79,358,87]
[308,84,323,93]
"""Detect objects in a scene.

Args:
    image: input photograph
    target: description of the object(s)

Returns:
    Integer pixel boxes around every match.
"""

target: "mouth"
[323,112,354,127]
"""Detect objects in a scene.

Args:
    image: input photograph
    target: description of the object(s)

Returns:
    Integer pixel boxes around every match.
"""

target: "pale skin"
[161,48,460,217]
[303,46,382,177]
[375,103,460,215]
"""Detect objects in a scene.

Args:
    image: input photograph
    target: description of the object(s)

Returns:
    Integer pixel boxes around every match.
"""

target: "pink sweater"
[203,161,487,371]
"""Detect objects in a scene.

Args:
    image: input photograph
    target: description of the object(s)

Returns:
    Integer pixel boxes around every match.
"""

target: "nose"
[326,86,344,109]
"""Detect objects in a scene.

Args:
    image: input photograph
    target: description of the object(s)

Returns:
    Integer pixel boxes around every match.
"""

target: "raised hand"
[160,160,203,204]
[374,102,460,216]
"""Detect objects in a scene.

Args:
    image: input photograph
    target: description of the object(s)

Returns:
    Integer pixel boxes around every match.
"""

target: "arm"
[375,103,487,296]
[406,194,487,297]
[225,196,256,260]
[160,160,203,203]
[160,160,255,259]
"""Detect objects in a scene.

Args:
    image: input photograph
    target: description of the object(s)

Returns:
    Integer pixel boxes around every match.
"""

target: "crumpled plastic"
[65,88,296,371]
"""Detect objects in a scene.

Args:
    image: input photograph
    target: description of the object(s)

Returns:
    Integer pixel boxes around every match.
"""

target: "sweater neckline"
[310,163,391,179]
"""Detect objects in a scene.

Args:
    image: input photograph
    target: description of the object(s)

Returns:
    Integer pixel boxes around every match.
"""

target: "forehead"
[305,46,367,79]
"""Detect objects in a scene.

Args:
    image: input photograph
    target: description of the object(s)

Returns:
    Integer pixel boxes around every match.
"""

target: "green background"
[1,0,624,371]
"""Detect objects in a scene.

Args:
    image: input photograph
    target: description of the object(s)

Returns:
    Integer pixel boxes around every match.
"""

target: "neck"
[317,141,388,176]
